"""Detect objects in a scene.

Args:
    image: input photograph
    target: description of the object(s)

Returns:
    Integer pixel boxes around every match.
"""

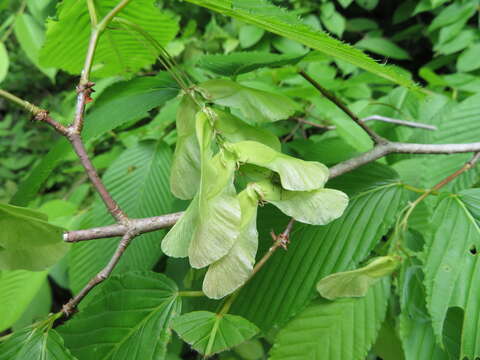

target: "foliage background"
[1,0,480,359]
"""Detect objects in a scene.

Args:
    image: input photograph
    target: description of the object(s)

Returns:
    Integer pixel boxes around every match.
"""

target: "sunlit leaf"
[183,0,417,89]
[59,272,181,360]
[423,189,480,358]
[270,279,390,360]
[172,311,259,356]
[40,0,179,77]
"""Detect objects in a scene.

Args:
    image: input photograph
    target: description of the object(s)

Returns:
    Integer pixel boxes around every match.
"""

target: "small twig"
[68,133,128,223]
[252,218,295,277]
[64,212,182,242]
[362,115,437,131]
[299,70,385,144]
[292,116,436,131]
[390,151,480,253]
[62,230,137,316]
[329,141,480,179]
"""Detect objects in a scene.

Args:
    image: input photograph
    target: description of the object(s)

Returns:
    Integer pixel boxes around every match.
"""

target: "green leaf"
[398,266,449,360]
[203,188,259,299]
[320,6,345,38]
[172,311,259,356]
[84,73,180,140]
[0,42,8,83]
[227,141,329,191]
[0,203,67,271]
[423,190,480,358]
[10,139,70,207]
[183,0,417,89]
[40,0,179,77]
[356,37,411,60]
[232,182,405,331]
[457,43,480,72]
[317,256,400,300]
[258,181,349,225]
[239,25,264,48]
[197,51,305,76]
[12,73,178,207]
[13,13,56,80]
[0,270,48,332]
[213,109,281,151]
[0,327,77,360]
[198,79,297,123]
[355,0,379,10]
[59,271,181,360]
[69,141,174,294]
[270,279,390,360]
[170,95,201,200]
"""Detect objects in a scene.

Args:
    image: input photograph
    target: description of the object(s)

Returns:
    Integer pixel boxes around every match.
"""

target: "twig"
[67,133,128,223]
[216,218,296,317]
[251,218,296,277]
[329,141,480,179]
[293,116,436,131]
[390,152,480,253]
[299,70,385,144]
[62,230,137,316]
[64,212,182,242]
[362,115,437,131]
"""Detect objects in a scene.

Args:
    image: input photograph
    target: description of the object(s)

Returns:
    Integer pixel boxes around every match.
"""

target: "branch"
[329,141,480,179]
[362,115,437,131]
[64,212,182,242]
[62,230,137,316]
[299,70,385,144]
[68,133,128,223]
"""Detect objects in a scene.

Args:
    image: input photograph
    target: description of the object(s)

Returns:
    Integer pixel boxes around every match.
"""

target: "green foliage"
[4,0,480,359]
[59,272,181,360]
[0,270,48,332]
[69,141,174,294]
[0,327,77,360]
[40,0,179,77]
[270,279,390,360]
[0,42,8,83]
[183,0,417,89]
[172,311,259,356]
[0,203,67,270]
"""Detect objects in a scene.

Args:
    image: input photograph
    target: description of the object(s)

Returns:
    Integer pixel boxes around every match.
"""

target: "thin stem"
[390,152,480,253]
[0,89,43,114]
[299,70,385,144]
[362,115,437,131]
[217,218,296,316]
[329,141,480,179]
[97,0,132,32]
[68,133,128,223]
[62,231,137,315]
[86,0,98,27]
